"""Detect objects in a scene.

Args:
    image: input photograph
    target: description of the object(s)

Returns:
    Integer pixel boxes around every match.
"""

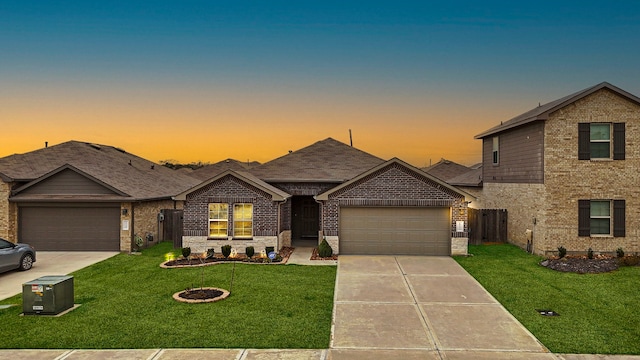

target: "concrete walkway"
[1,250,639,359]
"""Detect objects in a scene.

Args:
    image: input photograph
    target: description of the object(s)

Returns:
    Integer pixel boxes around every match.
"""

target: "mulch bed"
[179,288,223,300]
[310,247,338,261]
[162,247,294,268]
[540,255,619,274]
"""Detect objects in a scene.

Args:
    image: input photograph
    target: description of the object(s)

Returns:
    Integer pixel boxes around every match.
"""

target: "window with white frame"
[492,136,499,164]
[233,203,253,238]
[590,200,611,235]
[208,203,229,238]
[590,123,611,159]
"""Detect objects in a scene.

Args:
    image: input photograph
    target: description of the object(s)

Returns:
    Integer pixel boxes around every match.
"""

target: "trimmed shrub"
[616,247,625,258]
[265,246,275,255]
[587,248,594,259]
[206,248,215,259]
[245,246,255,259]
[221,245,232,258]
[318,239,333,258]
[181,247,191,259]
[557,246,567,259]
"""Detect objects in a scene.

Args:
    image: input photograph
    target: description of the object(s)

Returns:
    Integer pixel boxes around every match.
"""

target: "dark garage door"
[19,205,120,251]
[340,207,451,256]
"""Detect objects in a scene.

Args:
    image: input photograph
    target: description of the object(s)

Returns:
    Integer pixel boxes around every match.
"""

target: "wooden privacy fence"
[468,208,507,245]
[161,209,183,248]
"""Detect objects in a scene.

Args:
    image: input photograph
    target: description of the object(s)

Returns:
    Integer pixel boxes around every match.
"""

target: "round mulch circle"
[172,287,230,303]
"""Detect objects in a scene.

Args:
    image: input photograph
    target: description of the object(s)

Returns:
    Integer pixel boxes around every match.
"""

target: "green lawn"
[0,242,336,349]
[455,244,640,355]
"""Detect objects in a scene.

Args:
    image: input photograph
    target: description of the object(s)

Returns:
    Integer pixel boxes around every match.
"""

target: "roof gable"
[173,170,291,201]
[0,141,200,200]
[422,159,472,182]
[13,165,128,197]
[249,138,385,182]
[316,158,474,201]
[189,159,260,181]
[475,82,640,139]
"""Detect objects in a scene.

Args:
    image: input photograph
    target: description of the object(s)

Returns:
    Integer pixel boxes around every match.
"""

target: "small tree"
[245,246,255,259]
[221,245,232,258]
[557,246,567,259]
[318,238,333,258]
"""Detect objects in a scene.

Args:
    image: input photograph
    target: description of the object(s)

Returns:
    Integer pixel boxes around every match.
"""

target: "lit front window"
[208,203,228,238]
[233,203,253,238]
[590,200,611,235]
[590,123,611,159]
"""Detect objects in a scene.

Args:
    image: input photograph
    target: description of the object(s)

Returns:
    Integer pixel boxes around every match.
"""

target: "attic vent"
[89,143,101,150]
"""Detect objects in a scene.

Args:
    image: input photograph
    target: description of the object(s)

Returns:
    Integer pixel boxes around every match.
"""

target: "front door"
[291,196,319,240]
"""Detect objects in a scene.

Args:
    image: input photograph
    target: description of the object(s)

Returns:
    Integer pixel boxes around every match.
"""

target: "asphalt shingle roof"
[422,159,472,182]
[0,141,200,200]
[249,138,385,182]
[189,159,260,181]
[475,82,640,139]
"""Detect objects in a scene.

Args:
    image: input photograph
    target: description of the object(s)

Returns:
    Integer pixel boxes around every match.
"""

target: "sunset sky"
[2,1,639,167]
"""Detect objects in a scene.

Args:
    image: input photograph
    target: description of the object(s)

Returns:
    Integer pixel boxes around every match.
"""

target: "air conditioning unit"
[22,275,74,315]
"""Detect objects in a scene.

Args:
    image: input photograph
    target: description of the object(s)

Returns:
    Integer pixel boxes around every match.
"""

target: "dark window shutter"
[578,123,591,160]
[613,200,625,237]
[578,200,591,236]
[613,123,625,160]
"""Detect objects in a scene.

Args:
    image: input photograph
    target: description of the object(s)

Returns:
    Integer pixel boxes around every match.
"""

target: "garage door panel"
[20,206,120,251]
[340,207,451,256]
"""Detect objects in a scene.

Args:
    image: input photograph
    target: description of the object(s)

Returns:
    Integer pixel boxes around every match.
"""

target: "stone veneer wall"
[183,236,278,255]
[542,89,640,255]
[120,200,182,252]
[0,181,18,242]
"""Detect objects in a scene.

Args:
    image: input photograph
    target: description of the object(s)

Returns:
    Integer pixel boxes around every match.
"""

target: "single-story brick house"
[474,82,640,256]
[0,141,200,251]
[175,138,473,256]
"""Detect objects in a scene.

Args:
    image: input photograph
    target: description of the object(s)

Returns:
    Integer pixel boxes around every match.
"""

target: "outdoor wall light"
[122,209,128,216]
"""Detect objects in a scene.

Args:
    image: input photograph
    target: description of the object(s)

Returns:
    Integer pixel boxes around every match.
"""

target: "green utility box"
[22,275,74,315]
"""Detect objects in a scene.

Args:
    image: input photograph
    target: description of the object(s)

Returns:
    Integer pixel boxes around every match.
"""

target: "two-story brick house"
[475,82,640,255]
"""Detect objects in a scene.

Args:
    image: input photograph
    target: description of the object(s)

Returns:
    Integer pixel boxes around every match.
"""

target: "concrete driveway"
[329,255,553,359]
[0,251,119,300]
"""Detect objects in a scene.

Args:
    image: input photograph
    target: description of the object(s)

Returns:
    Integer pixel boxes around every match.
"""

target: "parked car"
[0,237,36,273]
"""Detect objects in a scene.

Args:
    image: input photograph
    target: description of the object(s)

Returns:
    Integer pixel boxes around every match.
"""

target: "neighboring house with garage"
[175,138,473,256]
[474,82,640,256]
[0,141,200,252]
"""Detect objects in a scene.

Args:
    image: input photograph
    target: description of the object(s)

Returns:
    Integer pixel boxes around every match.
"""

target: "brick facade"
[182,174,283,253]
[479,88,640,255]
[118,200,180,252]
[320,162,469,255]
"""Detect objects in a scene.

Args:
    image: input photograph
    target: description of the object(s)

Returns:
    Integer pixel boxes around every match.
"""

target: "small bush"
[206,248,215,259]
[265,246,275,255]
[245,246,255,259]
[587,248,594,259]
[616,247,625,258]
[221,245,232,258]
[181,247,191,258]
[318,239,333,258]
[557,246,567,259]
